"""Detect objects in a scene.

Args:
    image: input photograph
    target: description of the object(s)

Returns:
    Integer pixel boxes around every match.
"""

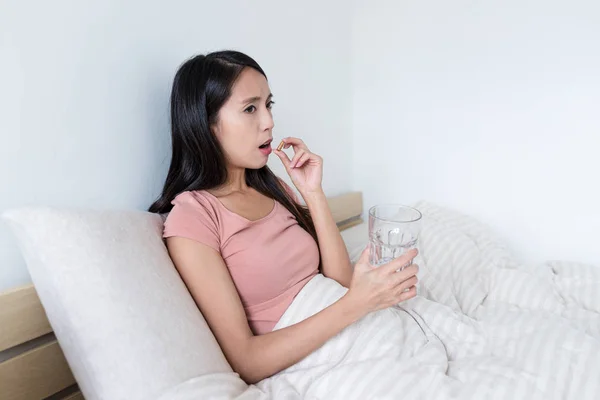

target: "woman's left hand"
[274,137,323,195]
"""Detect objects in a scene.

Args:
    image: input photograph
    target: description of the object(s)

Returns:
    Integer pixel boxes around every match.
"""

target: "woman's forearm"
[302,189,353,287]
[238,292,363,384]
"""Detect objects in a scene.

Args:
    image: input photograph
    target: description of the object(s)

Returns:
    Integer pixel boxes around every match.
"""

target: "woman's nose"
[262,109,275,131]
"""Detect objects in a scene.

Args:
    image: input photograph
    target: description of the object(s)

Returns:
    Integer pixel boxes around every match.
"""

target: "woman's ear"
[210,125,222,142]
[209,112,221,136]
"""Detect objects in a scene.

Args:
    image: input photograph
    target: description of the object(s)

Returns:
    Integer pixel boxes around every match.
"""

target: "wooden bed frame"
[0,192,363,400]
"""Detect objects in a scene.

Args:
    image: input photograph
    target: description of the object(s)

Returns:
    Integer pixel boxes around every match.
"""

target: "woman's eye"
[244,105,256,113]
[267,100,275,109]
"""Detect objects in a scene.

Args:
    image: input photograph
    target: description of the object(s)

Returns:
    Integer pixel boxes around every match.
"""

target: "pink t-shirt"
[162,188,320,335]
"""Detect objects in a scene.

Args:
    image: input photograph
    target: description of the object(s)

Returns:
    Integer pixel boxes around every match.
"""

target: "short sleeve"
[162,192,220,252]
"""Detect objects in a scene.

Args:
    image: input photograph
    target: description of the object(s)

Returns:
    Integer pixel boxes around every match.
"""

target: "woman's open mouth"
[258,139,273,155]
[259,139,272,149]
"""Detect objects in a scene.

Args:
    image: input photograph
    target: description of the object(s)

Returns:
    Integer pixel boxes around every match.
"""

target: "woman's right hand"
[344,247,419,316]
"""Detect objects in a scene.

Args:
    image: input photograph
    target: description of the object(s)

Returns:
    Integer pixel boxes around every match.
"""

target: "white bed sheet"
[255,201,600,399]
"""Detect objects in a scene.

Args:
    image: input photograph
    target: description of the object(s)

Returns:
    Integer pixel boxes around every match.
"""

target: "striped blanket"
[256,202,600,399]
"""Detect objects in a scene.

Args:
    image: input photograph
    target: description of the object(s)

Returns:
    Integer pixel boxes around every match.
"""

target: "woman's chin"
[254,161,269,170]
[243,159,269,170]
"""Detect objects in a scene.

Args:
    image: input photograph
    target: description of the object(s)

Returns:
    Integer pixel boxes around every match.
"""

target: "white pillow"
[2,207,266,400]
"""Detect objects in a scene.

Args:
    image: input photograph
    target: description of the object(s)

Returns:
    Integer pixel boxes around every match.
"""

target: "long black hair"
[149,50,318,245]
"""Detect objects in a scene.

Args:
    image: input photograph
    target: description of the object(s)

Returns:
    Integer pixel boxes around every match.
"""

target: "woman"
[149,50,419,384]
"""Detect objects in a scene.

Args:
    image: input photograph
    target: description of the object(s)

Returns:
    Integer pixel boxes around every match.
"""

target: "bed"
[2,193,599,399]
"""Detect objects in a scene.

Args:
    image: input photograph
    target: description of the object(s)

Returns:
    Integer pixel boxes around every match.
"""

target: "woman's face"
[212,67,275,170]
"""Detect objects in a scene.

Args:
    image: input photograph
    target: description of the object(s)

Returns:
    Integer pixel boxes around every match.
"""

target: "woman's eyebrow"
[240,93,273,104]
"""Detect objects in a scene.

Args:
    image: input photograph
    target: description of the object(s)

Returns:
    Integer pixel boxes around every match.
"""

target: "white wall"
[0,0,353,291]
[5,0,596,293]
[352,0,600,266]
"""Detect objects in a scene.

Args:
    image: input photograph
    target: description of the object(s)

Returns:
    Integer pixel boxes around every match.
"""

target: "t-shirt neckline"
[201,190,278,224]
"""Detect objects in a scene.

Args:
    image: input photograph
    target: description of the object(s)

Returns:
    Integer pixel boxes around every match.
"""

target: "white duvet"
[254,201,600,399]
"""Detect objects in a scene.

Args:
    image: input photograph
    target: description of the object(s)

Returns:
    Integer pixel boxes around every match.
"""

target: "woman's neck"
[213,165,249,196]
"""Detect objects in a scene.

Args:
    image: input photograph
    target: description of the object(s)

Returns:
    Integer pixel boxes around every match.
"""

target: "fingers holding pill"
[275,138,309,169]
[274,136,323,193]
[274,146,292,169]
[281,137,308,152]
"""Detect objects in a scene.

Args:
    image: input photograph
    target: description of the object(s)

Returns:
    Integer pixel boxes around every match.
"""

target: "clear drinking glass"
[368,204,422,267]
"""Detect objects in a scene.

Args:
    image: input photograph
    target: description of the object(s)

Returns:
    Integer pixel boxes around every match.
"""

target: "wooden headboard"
[0,191,363,400]
[0,285,83,400]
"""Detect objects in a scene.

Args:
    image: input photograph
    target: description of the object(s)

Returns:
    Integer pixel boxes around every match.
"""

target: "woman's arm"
[274,137,353,287]
[302,190,353,287]
[167,237,418,384]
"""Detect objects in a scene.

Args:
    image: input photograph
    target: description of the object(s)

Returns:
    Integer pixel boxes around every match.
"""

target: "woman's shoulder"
[172,189,221,207]
[166,190,219,222]
[163,190,221,249]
